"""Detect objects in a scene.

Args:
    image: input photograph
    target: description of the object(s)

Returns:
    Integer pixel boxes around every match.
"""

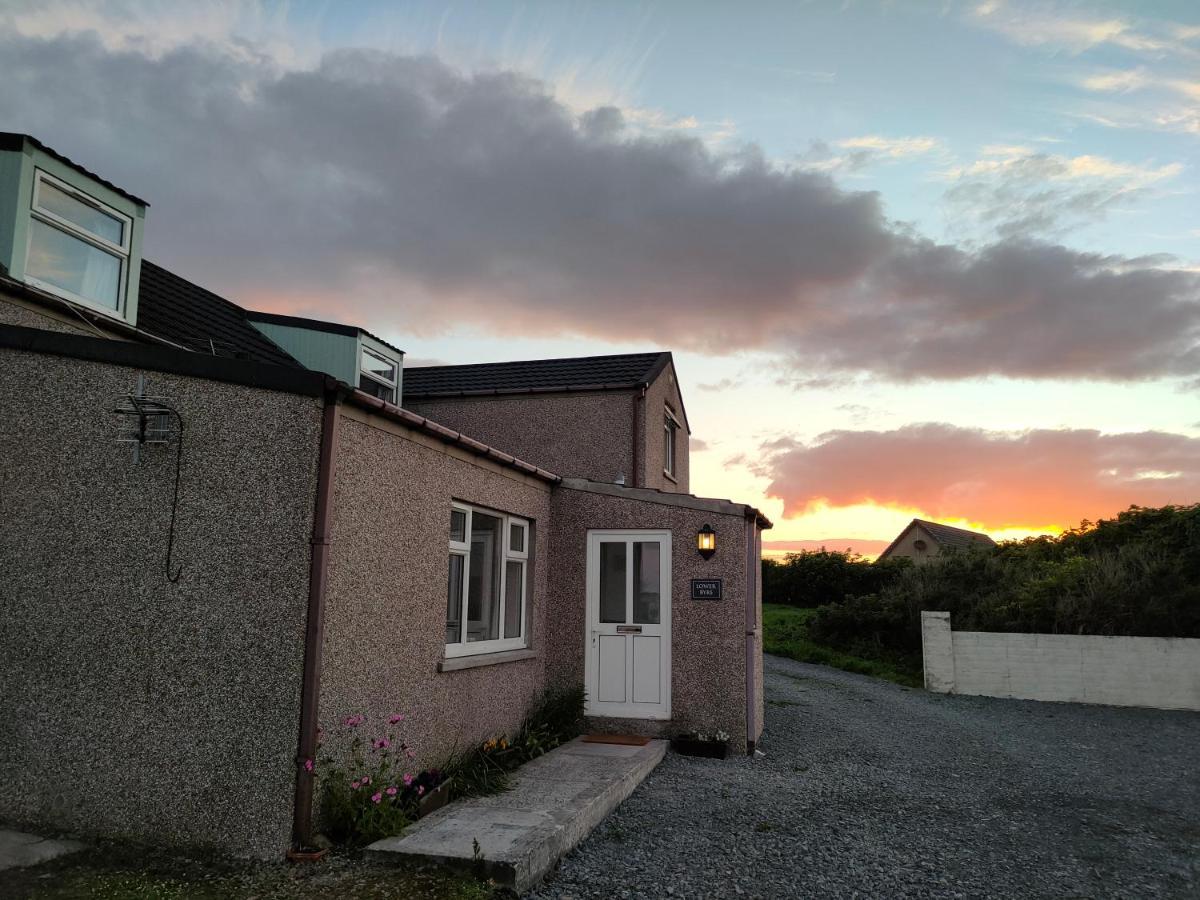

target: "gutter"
[744,513,759,754]
[632,385,646,487]
[292,387,341,849]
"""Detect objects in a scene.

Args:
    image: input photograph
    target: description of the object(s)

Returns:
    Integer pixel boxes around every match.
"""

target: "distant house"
[877,519,997,564]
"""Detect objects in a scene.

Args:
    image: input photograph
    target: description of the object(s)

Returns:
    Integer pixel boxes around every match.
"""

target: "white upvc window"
[358,346,399,403]
[446,502,530,658]
[25,169,132,318]
[664,408,679,479]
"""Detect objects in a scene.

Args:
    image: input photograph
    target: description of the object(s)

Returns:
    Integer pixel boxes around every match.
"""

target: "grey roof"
[136,262,301,368]
[914,519,998,550]
[403,351,673,398]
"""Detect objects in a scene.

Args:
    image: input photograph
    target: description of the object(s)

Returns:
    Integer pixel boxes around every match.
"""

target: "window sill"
[438,648,537,673]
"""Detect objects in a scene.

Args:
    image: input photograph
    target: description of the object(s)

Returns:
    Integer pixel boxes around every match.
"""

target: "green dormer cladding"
[247,311,405,404]
[0,133,147,326]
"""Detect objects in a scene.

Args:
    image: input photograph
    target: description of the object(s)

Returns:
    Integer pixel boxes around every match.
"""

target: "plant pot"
[417,777,452,818]
[286,847,328,863]
[671,737,730,759]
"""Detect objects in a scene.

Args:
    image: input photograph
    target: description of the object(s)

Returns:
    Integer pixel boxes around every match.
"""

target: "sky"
[2,0,1198,556]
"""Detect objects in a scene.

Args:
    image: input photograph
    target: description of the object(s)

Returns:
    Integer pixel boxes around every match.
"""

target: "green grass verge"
[763,603,923,688]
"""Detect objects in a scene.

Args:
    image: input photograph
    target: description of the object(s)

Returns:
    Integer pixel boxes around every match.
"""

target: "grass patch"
[763,603,923,688]
[0,843,496,900]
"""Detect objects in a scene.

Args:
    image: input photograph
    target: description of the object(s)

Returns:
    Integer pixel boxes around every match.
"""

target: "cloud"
[969,2,1178,54]
[942,146,1184,239]
[696,378,743,393]
[763,538,891,558]
[689,437,709,452]
[799,135,941,174]
[1,29,1197,383]
[760,423,1200,529]
[838,135,941,157]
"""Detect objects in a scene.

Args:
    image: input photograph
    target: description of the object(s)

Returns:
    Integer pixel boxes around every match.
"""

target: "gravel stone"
[531,654,1200,899]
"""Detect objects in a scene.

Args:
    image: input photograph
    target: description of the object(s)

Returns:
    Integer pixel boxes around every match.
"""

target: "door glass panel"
[599,541,627,623]
[633,541,661,624]
[504,560,524,638]
[446,554,464,643]
[467,512,502,642]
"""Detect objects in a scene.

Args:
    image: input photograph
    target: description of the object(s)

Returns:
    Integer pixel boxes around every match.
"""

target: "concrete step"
[367,736,667,892]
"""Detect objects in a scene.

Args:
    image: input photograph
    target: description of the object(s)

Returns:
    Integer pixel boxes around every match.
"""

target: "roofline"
[403,350,674,400]
[0,133,150,207]
[246,309,405,358]
[558,477,772,529]
[0,322,328,396]
[877,518,996,562]
[912,517,997,543]
[341,388,561,484]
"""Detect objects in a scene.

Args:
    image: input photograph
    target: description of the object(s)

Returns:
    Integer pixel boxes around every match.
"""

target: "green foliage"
[806,504,1200,659]
[317,714,430,847]
[762,549,910,607]
[442,684,586,802]
[763,603,922,686]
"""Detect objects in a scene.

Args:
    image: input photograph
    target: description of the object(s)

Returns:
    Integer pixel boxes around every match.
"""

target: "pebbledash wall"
[406,391,636,487]
[546,480,764,749]
[0,328,325,857]
[318,405,555,765]
[407,365,691,495]
[922,611,1200,711]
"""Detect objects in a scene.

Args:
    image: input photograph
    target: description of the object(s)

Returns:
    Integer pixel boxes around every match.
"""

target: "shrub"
[763,549,909,607]
[317,712,443,846]
[442,683,586,800]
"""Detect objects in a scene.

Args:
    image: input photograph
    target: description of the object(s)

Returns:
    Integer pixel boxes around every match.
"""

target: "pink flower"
[371,737,391,751]
[303,758,313,772]
[371,792,382,804]
[361,775,371,786]
[388,714,405,724]
[402,774,414,787]
[386,786,398,797]
[417,786,425,796]
[351,780,360,790]
[342,714,365,728]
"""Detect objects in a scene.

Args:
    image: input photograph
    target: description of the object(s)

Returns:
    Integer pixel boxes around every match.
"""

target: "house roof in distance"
[136,261,301,368]
[878,518,997,561]
[403,351,673,398]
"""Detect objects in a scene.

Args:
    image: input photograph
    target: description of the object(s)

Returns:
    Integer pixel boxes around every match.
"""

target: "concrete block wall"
[921,612,1200,711]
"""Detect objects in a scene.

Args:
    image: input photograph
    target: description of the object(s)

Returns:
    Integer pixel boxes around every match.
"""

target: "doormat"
[582,734,651,746]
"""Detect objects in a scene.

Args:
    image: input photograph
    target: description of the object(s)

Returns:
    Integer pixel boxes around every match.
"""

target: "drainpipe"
[744,514,759,754]
[631,385,646,487]
[292,387,341,849]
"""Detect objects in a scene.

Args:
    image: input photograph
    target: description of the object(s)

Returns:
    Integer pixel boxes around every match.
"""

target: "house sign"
[691,578,723,600]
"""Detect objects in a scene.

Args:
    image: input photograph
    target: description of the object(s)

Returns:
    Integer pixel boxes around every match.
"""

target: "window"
[446,502,529,657]
[25,170,132,316]
[359,346,398,403]
[664,409,679,479]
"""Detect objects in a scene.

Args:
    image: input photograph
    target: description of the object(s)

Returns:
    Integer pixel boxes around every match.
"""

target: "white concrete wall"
[921,611,1200,711]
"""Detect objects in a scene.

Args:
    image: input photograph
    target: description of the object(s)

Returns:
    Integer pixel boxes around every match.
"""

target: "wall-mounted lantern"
[697,523,716,560]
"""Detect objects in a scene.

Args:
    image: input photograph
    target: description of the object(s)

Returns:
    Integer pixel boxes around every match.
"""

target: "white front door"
[585,530,672,720]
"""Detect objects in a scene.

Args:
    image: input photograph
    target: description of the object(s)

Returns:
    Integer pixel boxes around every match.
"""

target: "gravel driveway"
[531,654,1200,899]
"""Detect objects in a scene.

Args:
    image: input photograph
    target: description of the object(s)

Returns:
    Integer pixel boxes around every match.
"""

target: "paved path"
[532,655,1200,899]
[369,737,666,892]
[0,831,84,872]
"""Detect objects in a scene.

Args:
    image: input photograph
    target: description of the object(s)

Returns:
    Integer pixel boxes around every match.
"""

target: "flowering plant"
[315,711,446,846]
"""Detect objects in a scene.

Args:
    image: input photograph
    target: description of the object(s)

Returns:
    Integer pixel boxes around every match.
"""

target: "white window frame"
[359,346,399,403]
[663,408,679,479]
[25,169,133,319]
[446,501,530,658]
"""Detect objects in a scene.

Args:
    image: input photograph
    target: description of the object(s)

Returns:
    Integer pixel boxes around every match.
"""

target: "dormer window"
[25,170,132,315]
[359,346,399,403]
